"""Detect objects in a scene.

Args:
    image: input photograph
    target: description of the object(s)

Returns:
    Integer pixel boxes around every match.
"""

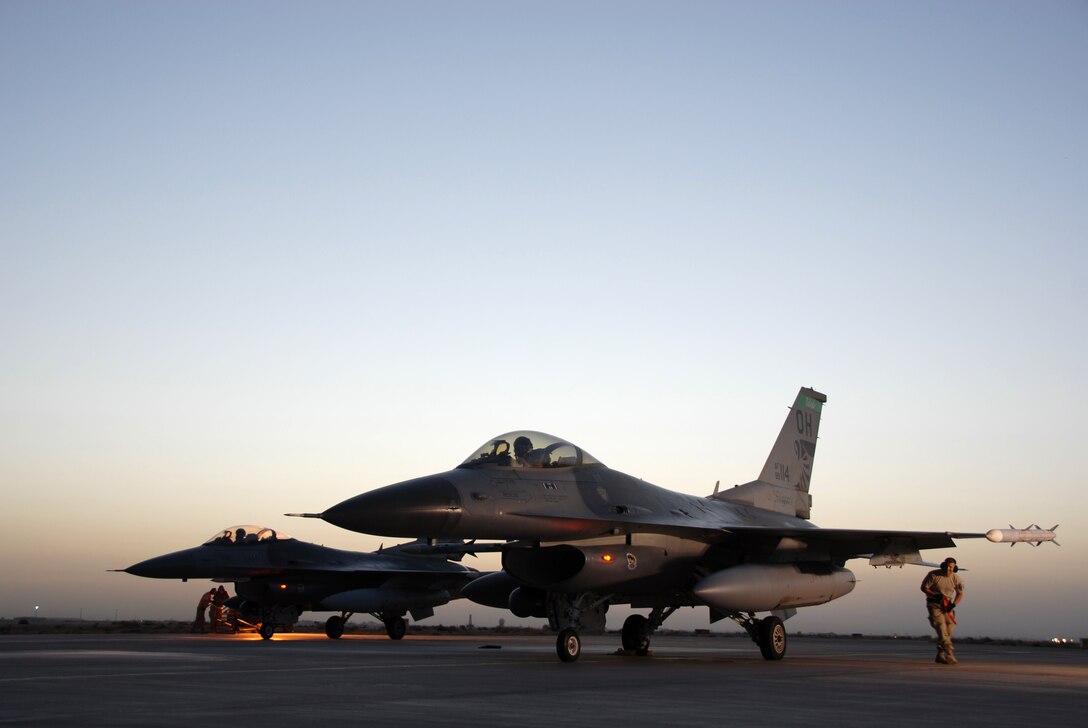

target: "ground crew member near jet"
[209,586,229,634]
[920,557,964,664]
[192,588,215,633]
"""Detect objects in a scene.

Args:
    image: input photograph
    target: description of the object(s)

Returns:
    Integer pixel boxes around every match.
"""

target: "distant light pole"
[34,605,39,620]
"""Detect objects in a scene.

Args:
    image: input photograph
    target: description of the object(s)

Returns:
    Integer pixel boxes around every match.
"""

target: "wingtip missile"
[985,524,1059,546]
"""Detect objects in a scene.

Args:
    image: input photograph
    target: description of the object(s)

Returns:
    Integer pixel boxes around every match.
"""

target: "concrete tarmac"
[1,632,1085,727]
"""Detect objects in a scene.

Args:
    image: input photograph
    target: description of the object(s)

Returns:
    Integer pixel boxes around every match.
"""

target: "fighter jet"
[304,388,1049,662]
[119,525,480,640]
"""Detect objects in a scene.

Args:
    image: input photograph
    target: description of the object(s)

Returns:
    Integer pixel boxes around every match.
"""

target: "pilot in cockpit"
[514,436,550,467]
[514,436,533,466]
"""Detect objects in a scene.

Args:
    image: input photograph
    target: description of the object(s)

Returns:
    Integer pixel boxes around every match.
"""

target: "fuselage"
[318,431,834,606]
[321,461,815,542]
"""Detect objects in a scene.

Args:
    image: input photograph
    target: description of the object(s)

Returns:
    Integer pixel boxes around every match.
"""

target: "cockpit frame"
[457,430,600,470]
[202,525,291,546]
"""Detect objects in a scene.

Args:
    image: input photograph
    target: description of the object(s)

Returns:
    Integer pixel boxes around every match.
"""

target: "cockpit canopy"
[458,430,600,469]
[202,525,292,546]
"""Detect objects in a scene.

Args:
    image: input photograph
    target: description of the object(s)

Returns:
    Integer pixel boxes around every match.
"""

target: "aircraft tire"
[556,628,581,662]
[259,622,275,640]
[621,614,650,654]
[385,616,407,640]
[758,616,787,661]
[325,615,344,640]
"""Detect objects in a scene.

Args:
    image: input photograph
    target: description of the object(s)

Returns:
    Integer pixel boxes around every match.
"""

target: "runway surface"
[1,632,1085,726]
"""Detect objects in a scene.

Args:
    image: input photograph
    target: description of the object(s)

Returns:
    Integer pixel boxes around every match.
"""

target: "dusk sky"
[2,1,1085,640]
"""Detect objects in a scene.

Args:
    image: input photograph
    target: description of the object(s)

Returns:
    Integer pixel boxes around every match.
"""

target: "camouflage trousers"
[927,603,955,657]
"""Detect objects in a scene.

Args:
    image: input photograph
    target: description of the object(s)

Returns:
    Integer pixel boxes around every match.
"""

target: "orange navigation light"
[602,554,613,562]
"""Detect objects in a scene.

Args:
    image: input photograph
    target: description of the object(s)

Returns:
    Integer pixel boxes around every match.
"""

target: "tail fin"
[712,387,826,519]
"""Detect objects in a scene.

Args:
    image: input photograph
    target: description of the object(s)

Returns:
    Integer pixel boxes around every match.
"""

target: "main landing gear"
[616,609,786,661]
[549,593,679,663]
[323,612,408,640]
[619,606,677,657]
[729,612,788,660]
[325,612,352,639]
[568,607,787,662]
[384,615,407,640]
[621,614,650,654]
[256,605,301,640]
[548,593,788,663]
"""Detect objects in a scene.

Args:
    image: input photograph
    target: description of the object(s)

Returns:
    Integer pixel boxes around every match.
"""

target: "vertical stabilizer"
[713,387,826,519]
[758,387,825,495]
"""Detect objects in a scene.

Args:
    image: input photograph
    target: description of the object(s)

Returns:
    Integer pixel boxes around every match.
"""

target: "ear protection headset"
[940,558,959,572]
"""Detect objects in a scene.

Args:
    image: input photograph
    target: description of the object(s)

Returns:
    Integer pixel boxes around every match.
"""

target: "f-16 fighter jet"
[120,525,480,640]
[305,388,1049,661]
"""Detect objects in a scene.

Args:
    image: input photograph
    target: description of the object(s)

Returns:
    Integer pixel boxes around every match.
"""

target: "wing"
[719,527,986,566]
[506,507,986,566]
[274,543,480,578]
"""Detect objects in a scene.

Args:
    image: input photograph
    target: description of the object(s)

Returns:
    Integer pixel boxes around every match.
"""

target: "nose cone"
[124,548,200,579]
[322,474,463,537]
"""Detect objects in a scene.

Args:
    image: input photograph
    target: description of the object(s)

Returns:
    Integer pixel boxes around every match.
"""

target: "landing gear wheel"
[621,614,650,655]
[258,622,275,640]
[758,616,787,660]
[557,628,581,662]
[325,615,344,640]
[385,616,407,640]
